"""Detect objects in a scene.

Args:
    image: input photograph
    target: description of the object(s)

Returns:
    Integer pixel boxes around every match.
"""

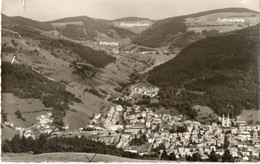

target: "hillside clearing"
[2,93,49,128]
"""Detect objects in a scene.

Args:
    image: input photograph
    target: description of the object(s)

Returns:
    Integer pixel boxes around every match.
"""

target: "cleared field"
[239,109,260,125]
[1,152,162,162]
[64,85,106,129]
[2,93,49,128]
[112,20,153,34]
[185,12,260,33]
[192,105,219,124]
[1,126,18,140]
[140,53,177,73]
[52,21,84,27]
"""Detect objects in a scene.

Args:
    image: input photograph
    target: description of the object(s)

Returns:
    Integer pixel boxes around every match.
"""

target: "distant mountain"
[2,14,137,41]
[133,8,260,49]
[112,17,153,22]
[2,14,53,31]
[49,16,137,40]
[148,24,259,116]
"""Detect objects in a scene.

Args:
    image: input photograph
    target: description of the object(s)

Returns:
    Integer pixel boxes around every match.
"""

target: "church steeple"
[222,114,230,127]
[222,114,225,126]
[227,114,230,127]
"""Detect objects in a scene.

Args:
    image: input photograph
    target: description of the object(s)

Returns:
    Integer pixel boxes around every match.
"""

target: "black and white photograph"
[1,0,260,162]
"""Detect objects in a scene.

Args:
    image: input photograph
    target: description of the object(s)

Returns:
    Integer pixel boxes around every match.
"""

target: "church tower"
[222,114,225,126]
[221,114,230,127]
[227,114,230,127]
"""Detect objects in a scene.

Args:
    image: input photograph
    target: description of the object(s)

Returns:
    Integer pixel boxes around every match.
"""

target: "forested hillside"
[148,24,260,116]
[41,39,116,68]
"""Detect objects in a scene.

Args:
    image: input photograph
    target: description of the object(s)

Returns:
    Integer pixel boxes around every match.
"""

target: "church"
[222,114,230,127]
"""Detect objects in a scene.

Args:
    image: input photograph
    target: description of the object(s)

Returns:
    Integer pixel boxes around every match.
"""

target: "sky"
[1,0,259,21]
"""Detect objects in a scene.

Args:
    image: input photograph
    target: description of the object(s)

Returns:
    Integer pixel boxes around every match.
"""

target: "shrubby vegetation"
[70,61,97,79]
[169,125,187,133]
[129,134,147,146]
[148,24,259,117]
[2,110,8,122]
[84,87,102,98]
[15,110,26,121]
[2,46,16,53]
[3,23,47,40]
[136,95,151,105]
[112,98,132,108]
[121,151,158,160]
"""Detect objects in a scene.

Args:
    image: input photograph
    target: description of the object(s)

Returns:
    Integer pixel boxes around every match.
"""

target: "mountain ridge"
[132,7,260,48]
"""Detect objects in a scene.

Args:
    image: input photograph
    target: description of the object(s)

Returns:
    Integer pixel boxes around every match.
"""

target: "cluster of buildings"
[79,100,260,161]
[4,113,58,139]
[132,86,159,98]
[4,85,259,162]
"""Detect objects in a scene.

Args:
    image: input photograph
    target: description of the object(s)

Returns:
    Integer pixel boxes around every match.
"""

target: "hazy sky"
[1,0,259,21]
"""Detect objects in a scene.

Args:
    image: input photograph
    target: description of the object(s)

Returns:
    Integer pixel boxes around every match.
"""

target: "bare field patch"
[192,105,219,124]
[239,109,260,125]
[185,12,260,33]
[64,85,106,129]
[2,93,49,128]
[51,21,84,27]
[1,126,18,140]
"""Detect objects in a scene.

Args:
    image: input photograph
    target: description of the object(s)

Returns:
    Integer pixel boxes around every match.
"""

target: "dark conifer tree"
[222,149,235,162]
[209,149,219,162]
[161,149,169,160]
[10,134,21,153]
[169,152,177,160]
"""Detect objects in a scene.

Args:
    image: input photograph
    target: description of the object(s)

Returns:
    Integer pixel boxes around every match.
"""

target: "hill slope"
[2,62,82,127]
[133,8,259,49]
[148,24,260,116]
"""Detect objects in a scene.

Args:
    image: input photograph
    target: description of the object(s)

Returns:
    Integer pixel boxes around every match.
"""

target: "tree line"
[2,134,157,160]
[2,133,246,162]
